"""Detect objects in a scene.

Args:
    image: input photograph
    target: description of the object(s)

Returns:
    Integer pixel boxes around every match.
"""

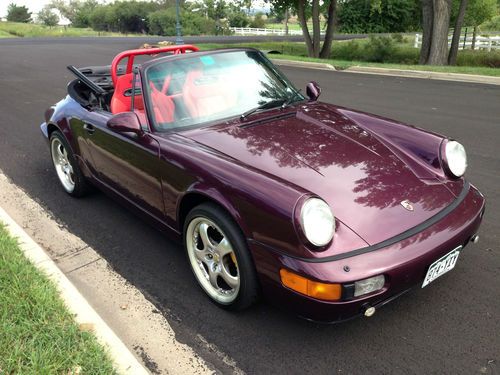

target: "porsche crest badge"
[400,199,414,211]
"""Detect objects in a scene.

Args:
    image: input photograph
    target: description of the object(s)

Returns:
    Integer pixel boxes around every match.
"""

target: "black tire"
[49,130,91,197]
[183,202,260,311]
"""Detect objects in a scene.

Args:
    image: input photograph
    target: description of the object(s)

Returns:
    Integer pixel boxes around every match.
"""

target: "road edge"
[272,58,500,85]
[0,205,150,375]
[272,58,336,71]
[343,66,500,85]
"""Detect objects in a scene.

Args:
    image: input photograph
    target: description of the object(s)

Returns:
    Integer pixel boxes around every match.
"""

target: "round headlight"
[300,198,335,247]
[444,140,467,177]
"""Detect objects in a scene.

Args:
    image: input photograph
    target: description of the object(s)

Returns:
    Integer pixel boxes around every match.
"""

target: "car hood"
[182,103,456,246]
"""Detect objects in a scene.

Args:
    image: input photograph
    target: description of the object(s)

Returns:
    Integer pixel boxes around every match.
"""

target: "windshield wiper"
[281,89,303,108]
[240,98,287,121]
[240,90,303,121]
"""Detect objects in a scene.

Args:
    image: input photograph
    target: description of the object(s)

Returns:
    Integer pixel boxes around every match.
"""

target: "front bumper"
[250,183,485,323]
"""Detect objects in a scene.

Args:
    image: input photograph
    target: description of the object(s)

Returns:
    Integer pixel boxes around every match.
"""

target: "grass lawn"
[0,21,142,38]
[0,224,116,374]
[198,41,500,77]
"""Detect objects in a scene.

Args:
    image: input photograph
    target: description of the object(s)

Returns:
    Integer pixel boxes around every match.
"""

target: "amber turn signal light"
[280,269,342,301]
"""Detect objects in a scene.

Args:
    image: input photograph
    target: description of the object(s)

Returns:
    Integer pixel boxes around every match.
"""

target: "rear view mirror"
[107,112,142,135]
[306,81,321,101]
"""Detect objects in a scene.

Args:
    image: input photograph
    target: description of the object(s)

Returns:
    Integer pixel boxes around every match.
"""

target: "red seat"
[110,73,144,114]
[182,71,235,118]
[149,81,175,124]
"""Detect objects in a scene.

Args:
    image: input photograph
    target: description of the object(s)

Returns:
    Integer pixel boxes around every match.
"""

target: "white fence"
[229,27,325,36]
[414,33,500,51]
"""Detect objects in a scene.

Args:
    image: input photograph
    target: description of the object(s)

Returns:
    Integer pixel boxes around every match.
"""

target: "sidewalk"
[0,205,149,375]
[0,171,219,375]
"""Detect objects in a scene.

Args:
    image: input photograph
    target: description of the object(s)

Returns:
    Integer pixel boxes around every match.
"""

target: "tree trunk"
[427,0,452,65]
[297,0,314,57]
[320,0,337,58]
[472,26,477,50]
[448,0,467,65]
[419,0,433,64]
[284,8,289,36]
[311,0,321,57]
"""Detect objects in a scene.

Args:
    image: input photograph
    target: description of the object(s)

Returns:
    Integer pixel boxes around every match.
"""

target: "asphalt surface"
[0,38,499,374]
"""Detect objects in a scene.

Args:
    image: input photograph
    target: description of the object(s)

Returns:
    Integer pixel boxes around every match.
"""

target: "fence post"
[414,34,419,48]
[488,38,492,52]
[463,27,468,50]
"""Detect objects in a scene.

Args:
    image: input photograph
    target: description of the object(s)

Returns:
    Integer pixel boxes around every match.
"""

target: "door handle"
[83,123,95,135]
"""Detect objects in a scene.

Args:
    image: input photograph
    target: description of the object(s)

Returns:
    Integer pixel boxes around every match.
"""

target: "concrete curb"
[272,58,336,71]
[272,57,499,86]
[343,66,500,85]
[0,205,149,375]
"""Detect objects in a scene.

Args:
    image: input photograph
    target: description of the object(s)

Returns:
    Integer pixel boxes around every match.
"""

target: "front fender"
[180,183,251,238]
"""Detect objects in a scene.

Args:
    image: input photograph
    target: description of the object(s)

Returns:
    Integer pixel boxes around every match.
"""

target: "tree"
[448,0,468,65]
[337,0,421,33]
[419,0,453,65]
[268,0,337,58]
[448,0,496,64]
[6,3,32,23]
[463,0,497,48]
[38,6,59,27]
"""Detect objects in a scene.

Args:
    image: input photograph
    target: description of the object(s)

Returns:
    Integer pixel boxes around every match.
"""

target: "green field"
[0,224,117,374]
[0,21,141,38]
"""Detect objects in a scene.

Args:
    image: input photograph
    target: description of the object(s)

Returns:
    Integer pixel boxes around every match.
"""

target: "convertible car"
[41,45,485,322]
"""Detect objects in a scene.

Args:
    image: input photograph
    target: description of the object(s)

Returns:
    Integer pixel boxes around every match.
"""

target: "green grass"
[0,21,142,38]
[274,54,500,76]
[0,224,117,374]
[198,41,500,77]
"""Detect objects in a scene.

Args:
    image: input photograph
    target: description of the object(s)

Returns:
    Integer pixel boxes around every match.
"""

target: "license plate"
[422,246,462,288]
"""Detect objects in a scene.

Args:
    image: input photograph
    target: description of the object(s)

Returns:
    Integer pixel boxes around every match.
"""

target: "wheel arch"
[177,187,251,240]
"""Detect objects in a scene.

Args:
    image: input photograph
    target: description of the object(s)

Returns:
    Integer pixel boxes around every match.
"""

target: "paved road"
[0,32,368,46]
[0,38,499,374]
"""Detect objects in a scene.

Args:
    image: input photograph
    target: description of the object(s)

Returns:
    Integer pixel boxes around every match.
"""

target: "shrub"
[250,12,266,29]
[481,15,500,31]
[363,36,397,62]
[228,11,249,27]
[147,9,218,36]
[456,49,500,68]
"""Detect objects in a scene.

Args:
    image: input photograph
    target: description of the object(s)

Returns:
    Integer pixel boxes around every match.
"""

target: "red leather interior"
[149,81,175,124]
[182,71,235,118]
[110,73,144,114]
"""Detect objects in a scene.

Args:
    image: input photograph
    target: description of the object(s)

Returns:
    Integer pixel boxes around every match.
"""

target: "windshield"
[143,50,304,131]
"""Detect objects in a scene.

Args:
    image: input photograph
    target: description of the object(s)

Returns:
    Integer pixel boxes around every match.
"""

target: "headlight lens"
[300,198,335,247]
[444,140,467,177]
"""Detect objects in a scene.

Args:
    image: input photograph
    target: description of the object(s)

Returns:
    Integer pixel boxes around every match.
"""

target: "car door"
[81,110,165,221]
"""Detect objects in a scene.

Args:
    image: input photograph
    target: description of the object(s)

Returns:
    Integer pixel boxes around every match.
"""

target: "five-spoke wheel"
[184,203,259,310]
[49,131,90,197]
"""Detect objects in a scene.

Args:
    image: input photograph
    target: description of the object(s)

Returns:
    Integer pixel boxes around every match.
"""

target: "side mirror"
[107,112,142,135]
[306,81,321,101]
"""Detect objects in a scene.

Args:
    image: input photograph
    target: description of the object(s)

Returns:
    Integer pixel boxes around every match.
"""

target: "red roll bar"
[110,44,199,85]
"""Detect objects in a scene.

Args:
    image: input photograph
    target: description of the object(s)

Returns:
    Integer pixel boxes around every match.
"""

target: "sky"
[0,0,269,18]
[1,0,55,18]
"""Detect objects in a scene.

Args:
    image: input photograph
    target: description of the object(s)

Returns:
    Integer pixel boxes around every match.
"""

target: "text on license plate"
[422,246,462,288]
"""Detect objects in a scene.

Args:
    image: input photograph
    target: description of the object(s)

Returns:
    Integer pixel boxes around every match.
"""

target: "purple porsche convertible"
[41,45,485,322]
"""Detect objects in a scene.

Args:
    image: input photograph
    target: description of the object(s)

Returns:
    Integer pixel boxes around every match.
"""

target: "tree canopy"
[38,6,59,27]
[6,3,32,23]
